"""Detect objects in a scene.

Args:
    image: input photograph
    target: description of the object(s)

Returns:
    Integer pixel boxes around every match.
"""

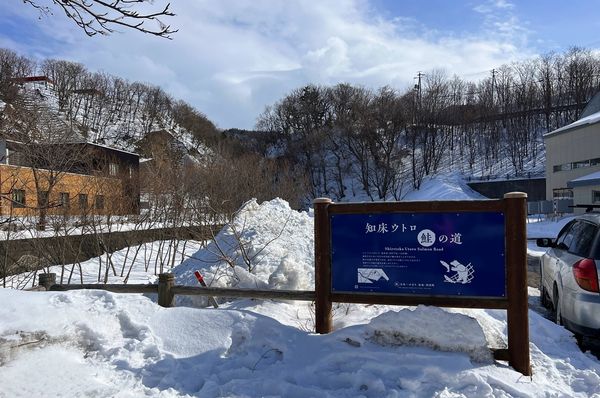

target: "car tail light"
[573,258,599,293]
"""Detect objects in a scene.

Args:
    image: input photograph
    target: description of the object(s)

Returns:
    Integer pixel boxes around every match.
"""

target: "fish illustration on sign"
[440,260,474,284]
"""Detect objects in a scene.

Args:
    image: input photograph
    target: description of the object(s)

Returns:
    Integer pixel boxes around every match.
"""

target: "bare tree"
[22,0,177,38]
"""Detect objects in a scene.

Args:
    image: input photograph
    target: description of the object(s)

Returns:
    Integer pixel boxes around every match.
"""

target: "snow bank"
[403,173,486,201]
[365,306,491,362]
[173,198,314,293]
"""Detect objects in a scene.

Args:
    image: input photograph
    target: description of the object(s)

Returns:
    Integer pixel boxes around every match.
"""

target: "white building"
[544,100,600,213]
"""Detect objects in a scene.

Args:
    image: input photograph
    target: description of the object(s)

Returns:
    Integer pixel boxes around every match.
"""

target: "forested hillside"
[2,47,600,206]
[257,48,600,201]
[0,48,218,153]
[0,48,303,214]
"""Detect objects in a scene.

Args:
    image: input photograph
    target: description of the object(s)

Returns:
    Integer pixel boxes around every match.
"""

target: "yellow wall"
[0,164,126,216]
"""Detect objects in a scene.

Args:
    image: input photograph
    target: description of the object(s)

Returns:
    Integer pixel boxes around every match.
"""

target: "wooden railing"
[30,272,315,307]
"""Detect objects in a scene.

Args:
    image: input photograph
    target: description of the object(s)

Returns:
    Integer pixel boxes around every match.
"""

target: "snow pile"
[403,173,486,201]
[173,198,314,292]
[6,192,600,395]
[365,306,491,362]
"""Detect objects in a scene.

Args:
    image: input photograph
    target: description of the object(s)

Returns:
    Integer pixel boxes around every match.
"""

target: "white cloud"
[1,0,535,129]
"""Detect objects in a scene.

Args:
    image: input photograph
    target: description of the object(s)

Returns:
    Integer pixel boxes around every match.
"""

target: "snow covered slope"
[1,80,212,158]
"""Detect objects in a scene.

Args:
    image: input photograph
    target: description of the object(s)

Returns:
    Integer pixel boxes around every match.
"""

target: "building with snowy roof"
[544,92,600,212]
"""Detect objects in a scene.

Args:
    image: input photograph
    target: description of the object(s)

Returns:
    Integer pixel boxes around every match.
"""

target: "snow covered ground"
[2,175,599,397]
[2,240,205,289]
[2,286,600,396]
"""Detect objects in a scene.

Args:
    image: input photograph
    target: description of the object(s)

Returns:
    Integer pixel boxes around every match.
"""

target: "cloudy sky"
[0,0,599,130]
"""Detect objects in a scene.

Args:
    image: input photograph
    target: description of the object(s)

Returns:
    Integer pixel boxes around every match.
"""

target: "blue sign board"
[331,212,506,297]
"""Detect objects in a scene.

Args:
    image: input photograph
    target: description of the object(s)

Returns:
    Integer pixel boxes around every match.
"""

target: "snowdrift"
[173,198,314,296]
[403,172,486,201]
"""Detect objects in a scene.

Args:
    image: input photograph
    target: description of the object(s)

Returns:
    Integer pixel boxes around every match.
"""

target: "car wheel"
[553,285,562,325]
[540,285,550,308]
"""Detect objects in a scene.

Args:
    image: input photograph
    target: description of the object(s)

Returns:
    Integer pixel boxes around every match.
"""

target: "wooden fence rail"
[32,272,316,305]
[171,286,315,301]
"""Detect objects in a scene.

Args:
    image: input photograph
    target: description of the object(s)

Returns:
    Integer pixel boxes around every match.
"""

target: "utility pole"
[415,71,425,112]
[491,68,496,108]
[413,71,425,125]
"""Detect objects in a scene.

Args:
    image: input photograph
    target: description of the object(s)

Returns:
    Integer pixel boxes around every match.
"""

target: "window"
[129,165,134,179]
[593,191,600,203]
[59,192,70,209]
[554,157,600,172]
[568,221,598,258]
[78,194,88,210]
[38,191,49,208]
[553,188,573,199]
[556,221,575,251]
[12,189,25,208]
[553,163,572,172]
[95,195,104,210]
[109,163,119,176]
[573,160,590,169]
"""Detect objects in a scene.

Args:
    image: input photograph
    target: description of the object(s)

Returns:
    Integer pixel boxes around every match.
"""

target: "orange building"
[0,139,139,217]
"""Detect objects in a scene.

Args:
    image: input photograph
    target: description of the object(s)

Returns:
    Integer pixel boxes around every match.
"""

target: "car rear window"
[568,220,598,258]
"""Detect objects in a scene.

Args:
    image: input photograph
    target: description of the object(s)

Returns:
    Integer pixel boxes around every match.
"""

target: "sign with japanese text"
[331,212,506,297]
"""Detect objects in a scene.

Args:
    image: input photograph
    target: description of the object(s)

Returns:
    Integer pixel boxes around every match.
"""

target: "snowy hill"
[0,78,215,160]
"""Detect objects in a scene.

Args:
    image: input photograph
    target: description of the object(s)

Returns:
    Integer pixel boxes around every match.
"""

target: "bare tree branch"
[22,0,177,39]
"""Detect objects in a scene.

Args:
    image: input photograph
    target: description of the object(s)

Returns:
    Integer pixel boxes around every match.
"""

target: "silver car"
[538,214,600,337]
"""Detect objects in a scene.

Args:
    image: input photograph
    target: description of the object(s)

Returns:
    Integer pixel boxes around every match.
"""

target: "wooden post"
[314,198,333,334]
[38,273,56,290]
[504,192,531,376]
[158,273,175,308]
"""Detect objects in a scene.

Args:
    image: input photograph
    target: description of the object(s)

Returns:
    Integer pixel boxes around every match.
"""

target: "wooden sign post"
[313,193,531,376]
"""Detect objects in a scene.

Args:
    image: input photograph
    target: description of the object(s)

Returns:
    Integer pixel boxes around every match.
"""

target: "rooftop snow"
[568,169,600,188]
[544,109,600,138]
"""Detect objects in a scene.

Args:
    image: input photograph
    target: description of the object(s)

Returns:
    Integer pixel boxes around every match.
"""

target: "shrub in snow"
[365,306,492,362]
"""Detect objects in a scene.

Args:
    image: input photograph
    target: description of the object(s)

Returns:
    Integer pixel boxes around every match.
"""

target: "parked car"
[537,214,600,337]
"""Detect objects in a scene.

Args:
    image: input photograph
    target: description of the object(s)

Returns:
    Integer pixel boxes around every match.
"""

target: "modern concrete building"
[544,98,600,213]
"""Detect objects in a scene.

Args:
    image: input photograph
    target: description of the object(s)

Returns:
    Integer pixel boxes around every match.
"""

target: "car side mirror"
[536,238,555,248]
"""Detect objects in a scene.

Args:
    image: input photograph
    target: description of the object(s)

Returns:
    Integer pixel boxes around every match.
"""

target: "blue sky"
[0,0,599,129]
